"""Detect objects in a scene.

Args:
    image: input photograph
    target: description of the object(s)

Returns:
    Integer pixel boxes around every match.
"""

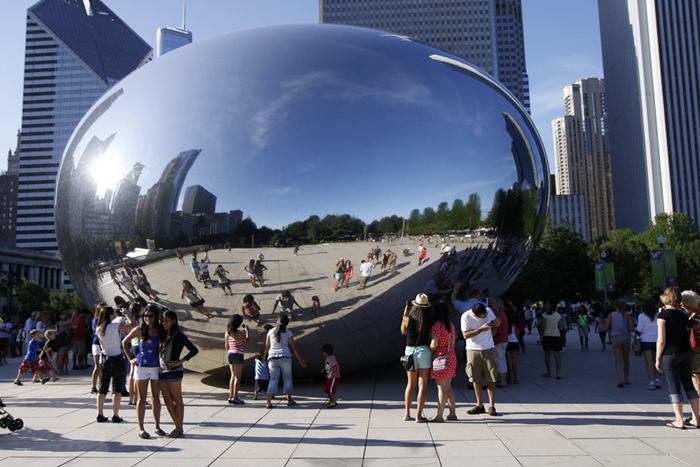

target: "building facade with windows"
[321,0,530,112]
[598,0,700,230]
[549,194,588,242]
[15,0,152,255]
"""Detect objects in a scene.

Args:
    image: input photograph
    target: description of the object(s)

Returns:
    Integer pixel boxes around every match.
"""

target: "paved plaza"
[1,328,699,466]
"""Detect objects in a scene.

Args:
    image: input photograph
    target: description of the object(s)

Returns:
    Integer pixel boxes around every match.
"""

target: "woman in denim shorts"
[400,293,433,423]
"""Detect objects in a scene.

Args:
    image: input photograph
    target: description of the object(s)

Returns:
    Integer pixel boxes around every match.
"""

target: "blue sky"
[0,0,603,178]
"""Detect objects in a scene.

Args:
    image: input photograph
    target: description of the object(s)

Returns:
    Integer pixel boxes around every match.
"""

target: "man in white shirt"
[358,260,373,290]
[461,302,501,416]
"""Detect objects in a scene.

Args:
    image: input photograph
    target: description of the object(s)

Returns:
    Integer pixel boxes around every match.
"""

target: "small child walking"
[253,351,269,400]
[321,344,340,407]
[13,329,44,385]
[311,296,321,317]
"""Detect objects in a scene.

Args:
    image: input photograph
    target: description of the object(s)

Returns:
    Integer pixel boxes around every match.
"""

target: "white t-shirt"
[359,262,373,277]
[636,313,658,343]
[461,307,496,350]
[98,317,126,357]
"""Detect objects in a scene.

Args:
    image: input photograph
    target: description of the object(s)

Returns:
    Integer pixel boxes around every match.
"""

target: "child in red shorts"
[321,343,340,407]
[14,329,42,385]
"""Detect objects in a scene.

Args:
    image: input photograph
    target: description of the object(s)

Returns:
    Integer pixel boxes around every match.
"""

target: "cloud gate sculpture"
[55,25,550,378]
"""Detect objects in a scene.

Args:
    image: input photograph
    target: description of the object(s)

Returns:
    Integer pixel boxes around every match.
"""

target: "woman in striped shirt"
[225,314,249,405]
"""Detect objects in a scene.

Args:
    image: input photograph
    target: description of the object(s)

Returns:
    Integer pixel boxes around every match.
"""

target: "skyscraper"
[599,0,700,230]
[156,0,192,57]
[182,185,216,215]
[320,0,530,112]
[552,78,614,240]
[16,0,152,253]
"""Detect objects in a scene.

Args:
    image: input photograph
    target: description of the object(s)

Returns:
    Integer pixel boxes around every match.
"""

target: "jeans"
[267,357,293,395]
[662,352,698,403]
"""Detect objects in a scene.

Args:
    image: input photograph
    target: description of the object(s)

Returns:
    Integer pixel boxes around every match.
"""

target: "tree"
[597,229,649,296]
[450,198,467,229]
[14,278,50,317]
[465,193,481,231]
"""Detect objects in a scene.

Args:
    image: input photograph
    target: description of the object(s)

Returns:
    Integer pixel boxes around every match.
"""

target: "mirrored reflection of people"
[539,304,564,379]
[388,250,398,274]
[254,259,267,287]
[241,294,263,325]
[273,290,301,318]
[263,314,307,409]
[176,248,185,265]
[429,301,457,422]
[681,291,700,395]
[417,242,427,266]
[181,280,212,319]
[358,260,373,290]
[190,258,200,282]
[245,259,258,287]
[608,300,634,388]
[213,265,233,296]
[401,293,432,422]
[333,258,345,291]
[656,287,699,429]
[122,308,164,439]
[342,260,353,288]
[462,302,501,416]
[159,309,198,438]
[225,314,249,405]
[94,306,133,424]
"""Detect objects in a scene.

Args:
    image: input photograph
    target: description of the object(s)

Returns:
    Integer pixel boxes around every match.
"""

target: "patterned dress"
[430,321,457,380]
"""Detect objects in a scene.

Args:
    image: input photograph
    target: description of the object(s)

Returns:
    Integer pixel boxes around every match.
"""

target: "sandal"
[665,421,685,430]
[139,430,151,439]
[429,417,444,423]
[416,415,428,423]
[446,414,458,421]
[402,415,414,421]
[266,403,273,409]
[154,427,166,436]
[166,429,182,438]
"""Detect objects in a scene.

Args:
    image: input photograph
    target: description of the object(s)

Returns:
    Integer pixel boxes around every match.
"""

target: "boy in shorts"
[13,330,43,385]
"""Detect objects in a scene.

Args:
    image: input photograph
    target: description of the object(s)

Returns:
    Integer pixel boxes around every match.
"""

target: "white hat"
[412,293,430,308]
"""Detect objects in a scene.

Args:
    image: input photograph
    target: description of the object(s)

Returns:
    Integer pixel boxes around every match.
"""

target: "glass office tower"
[16,0,152,254]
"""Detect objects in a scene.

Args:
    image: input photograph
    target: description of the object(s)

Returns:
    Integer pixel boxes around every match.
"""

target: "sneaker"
[467,405,486,415]
[233,398,245,405]
[96,414,108,423]
[13,380,22,386]
[111,415,124,423]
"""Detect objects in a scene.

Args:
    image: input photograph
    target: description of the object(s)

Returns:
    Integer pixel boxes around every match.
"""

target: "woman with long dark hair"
[225,314,249,405]
[122,307,164,439]
[400,293,432,422]
[263,314,306,409]
[429,301,456,422]
[656,287,699,429]
[159,309,198,438]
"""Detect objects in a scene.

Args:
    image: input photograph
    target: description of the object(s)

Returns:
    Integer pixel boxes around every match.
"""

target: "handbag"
[400,353,415,372]
[432,325,454,372]
[632,334,642,356]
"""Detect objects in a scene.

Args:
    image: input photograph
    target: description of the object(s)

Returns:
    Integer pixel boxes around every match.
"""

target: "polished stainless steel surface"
[55,25,549,376]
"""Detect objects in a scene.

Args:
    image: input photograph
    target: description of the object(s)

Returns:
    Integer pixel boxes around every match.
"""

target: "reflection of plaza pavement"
[1,331,697,465]
[98,240,439,377]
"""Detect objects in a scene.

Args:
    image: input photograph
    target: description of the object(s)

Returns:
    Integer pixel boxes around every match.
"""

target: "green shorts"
[405,345,431,370]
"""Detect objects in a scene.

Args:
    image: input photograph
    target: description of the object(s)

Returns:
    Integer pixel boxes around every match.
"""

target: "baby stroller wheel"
[9,418,23,431]
[0,418,8,429]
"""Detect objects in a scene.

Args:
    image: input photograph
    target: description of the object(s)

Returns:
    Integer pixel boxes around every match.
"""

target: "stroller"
[0,398,24,432]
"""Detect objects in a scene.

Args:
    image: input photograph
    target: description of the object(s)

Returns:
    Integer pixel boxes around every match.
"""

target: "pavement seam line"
[360,372,376,465]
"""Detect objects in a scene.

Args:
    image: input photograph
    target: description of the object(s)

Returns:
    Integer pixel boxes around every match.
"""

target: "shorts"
[91,344,102,357]
[324,377,339,395]
[159,371,184,382]
[577,326,589,337]
[359,276,369,287]
[189,299,205,308]
[506,342,520,352]
[640,342,656,352]
[692,352,700,375]
[466,348,498,384]
[405,345,431,370]
[255,378,269,393]
[542,336,562,352]
[0,337,9,350]
[228,352,244,365]
[334,273,342,280]
[19,359,41,375]
[99,354,126,394]
[219,279,230,287]
[134,366,160,381]
[611,335,631,348]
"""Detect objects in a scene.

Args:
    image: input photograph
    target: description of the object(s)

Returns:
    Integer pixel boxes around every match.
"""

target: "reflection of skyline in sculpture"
[136,149,200,241]
[110,162,144,240]
[182,185,216,215]
[75,134,117,240]
[504,112,537,188]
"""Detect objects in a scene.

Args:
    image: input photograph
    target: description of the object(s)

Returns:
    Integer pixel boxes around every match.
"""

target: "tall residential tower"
[552,78,614,240]
[16,0,152,253]
[599,0,700,230]
[320,0,530,112]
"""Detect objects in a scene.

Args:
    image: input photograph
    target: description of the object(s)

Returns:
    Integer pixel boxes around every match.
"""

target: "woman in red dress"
[430,301,457,421]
